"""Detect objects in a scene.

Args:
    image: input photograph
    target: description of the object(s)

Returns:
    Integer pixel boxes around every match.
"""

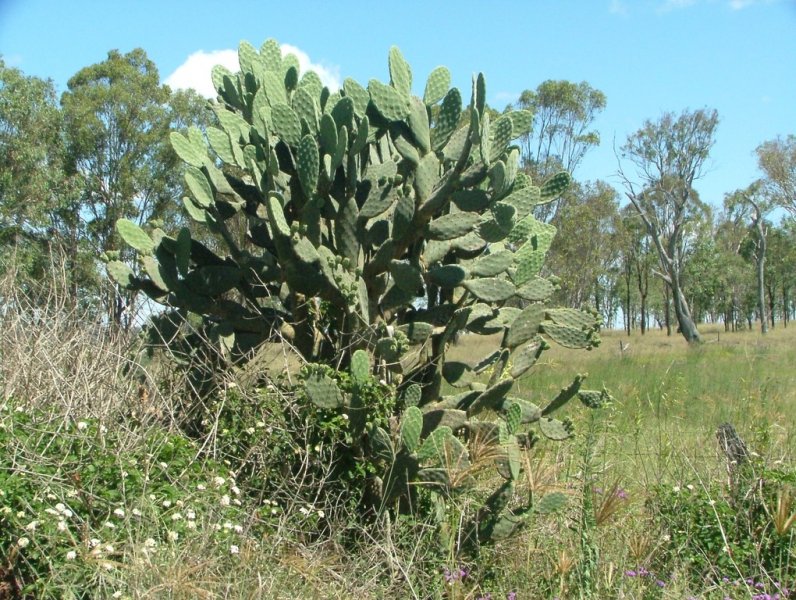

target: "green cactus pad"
[426,213,480,241]
[389,260,423,293]
[350,349,370,383]
[211,64,233,95]
[536,492,568,515]
[400,406,423,452]
[117,219,155,254]
[474,72,486,116]
[388,46,412,98]
[271,103,302,147]
[369,425,395,462]
[360,184,397,220]
[442,362,476,388]
[504,401,522,435]
[343,78,370,119]
[541,322,593,349]
[463,277,515,302]
[391,193,414,241]
[175,227,191,276]
[184,265,241,296]
[407,97,431,153]
[400,383,422,407]
[428,264,467,288]
[451,232,487,256]
[539,417,571,441]
[416,426,453,462]
[318,113,337,154]
[259,39,281,70]
[183,167,215,209]
[452,189,490,212]
[503,186,542,221]
[470,251,512,278]
[479,112,491,167]
[431,88,462,152]
[547,308,600,331]
[416,468,450,490]
[421,239,451,265]
[509,340,543,379]
[414,152,440,203]
[170,129,207,168]
[392,132,420,166]
[541,375,585,416]
[292,87,319,134]
[206,127,236,165]
[298,70,324,99]
[489,115,513,162]
[421,409,468,437]
[305,371,345,410]
[467,379,514,417]
[397,321,434,344]
[330,96,355,131]
[296,135,320,198]
[106,260,135,288]
[507,110,533,138]
[539,171,571,202]
[423,66,451,105]
[505,303,544,348]
[368,79,410,122]
[515,277,555,302]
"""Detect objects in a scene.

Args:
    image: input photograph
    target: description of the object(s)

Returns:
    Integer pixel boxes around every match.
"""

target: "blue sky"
[1,0,794,212]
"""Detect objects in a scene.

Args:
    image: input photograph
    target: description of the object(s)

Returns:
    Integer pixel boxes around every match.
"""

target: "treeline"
[1,51,794,338]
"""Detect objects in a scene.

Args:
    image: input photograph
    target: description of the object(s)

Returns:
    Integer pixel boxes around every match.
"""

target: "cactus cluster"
[110,40,609,544]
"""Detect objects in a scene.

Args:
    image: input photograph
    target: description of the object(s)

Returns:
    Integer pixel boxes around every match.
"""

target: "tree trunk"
[757,250,768,334]
[663,283,672,337]
[671,271,702,343]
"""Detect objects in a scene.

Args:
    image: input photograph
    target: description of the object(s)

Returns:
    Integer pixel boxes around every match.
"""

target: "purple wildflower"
[656,580,666,588]
[625,570,637,577]
[507,593,517,600]
[617,488,629,500]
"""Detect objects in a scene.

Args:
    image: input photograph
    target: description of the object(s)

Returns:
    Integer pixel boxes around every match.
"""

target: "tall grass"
[1,263,794,599]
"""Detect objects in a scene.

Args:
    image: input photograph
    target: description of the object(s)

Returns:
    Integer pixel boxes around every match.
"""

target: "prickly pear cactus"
[111,40,610,545]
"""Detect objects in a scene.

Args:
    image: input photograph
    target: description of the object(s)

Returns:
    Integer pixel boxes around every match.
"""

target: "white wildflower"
[213,476,226,487]
[17,537,30,548]
[24,520,38,532]
[113,508,125,518]
[171,512,183,521]
[132,508,142,517]
[230,545,239,554]
[233,524,243,534]
[144,538,157,548]
[197,484,206,491]
[220,495,230,507]
[77,421,88,431]
[162,499,172,508]
[57,520,67,532]
[66,550,77,560]
[104,521,116,529]
[167,530,179,541]
[186,520,197,530]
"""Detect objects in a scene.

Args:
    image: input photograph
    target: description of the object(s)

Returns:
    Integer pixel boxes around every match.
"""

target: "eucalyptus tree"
[757,135,796,217]
[61,48,208,325]
[546,180,620,319]
[725,184,773,333]
[514,80,606,222]
[618,108,719,344]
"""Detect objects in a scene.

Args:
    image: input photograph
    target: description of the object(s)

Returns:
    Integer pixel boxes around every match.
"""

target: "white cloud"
[165,49,238,98]
[609,0,628,15]
[280,44,341,91]
[165,44,341,99]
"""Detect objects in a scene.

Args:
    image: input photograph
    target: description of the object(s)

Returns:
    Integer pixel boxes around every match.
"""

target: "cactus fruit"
[116,41,606,551]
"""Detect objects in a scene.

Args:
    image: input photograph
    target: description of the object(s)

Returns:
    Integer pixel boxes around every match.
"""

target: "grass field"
[1,293,794,599]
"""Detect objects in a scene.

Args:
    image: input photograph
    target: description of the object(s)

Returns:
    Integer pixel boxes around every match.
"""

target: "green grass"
[2,303,795,598]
